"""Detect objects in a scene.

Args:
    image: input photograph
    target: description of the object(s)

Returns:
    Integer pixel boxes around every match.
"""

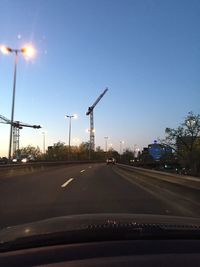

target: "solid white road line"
[61,178,74,188]
[80,169,85,173]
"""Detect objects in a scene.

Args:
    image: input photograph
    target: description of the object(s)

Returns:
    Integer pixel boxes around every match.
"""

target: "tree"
[77,142,90,160]
[121,149,134,163]
[164,112,200,154]
[46,141,68,160]
[79,142,90,152]
[137,148,154,166]
[93,146,105,160]
[96,146,103,152]
[17,145,42,159]
[161,112,200,175]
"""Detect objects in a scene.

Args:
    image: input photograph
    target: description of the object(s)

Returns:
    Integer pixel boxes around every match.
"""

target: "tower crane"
[0,114,41,157]
[86,88,108,151]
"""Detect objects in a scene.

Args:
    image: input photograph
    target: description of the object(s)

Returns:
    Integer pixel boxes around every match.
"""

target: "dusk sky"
[0,0,200,156]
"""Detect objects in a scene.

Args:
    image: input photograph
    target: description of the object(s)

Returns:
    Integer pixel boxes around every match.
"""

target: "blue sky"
[0,0,200,156]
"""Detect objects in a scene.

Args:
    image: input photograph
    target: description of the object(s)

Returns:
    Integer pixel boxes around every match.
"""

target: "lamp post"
[119,140,125,162]
[109,143,113,149]
[120,140,124,155]
[104,137,108,152]
[134,144,140,158]
[186,119,196,127]
[0,44,36,161]
[65,114,77,160]
[42,132,46,154]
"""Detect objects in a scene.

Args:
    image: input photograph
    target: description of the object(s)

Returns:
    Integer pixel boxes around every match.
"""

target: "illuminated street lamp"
[0,45,10,54]
[186,119,196,127]
[0,44,36,160]
[65,114,77,159]
[134,144,140,158]
[109,143,113,149]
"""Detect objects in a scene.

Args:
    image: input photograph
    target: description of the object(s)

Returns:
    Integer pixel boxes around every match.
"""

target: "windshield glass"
[0,0,200,230]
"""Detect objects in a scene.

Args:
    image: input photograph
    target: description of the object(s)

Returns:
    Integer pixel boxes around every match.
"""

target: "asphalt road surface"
[1,163,200,228]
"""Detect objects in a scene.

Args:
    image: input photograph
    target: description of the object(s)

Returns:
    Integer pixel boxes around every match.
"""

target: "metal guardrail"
[116,163,199,180]
[0,160,103,170]
[116,163,200,190]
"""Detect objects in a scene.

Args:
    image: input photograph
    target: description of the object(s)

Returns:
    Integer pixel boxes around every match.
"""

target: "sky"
[0,0,200,156]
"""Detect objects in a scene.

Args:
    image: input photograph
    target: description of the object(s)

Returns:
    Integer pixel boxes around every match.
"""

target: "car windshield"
[0,0,200,233]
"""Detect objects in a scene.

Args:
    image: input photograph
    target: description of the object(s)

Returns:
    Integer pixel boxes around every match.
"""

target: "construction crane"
[0,114,41,157]
[86,88,108,152]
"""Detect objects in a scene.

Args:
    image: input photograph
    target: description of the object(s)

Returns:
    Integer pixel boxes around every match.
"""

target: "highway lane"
[0,163,200,228]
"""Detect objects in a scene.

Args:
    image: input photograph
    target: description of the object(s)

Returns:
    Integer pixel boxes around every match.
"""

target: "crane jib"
[86,88,108,116]
[0,113,42,156]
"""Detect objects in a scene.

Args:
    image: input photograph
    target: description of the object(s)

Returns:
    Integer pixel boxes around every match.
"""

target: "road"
[0,163,200,228]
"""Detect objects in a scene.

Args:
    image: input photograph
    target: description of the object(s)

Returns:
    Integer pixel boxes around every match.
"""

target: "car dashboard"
[1,239,200,266]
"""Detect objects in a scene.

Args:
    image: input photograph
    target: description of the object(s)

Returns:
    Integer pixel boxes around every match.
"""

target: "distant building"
[148,141,172,161]
[139,140,173,163]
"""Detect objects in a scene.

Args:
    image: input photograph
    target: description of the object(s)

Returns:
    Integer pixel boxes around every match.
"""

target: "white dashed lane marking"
[61,178,74,188]
[80,169,86,173]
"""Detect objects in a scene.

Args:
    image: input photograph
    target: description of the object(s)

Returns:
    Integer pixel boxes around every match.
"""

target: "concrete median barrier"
[0,161,103,178]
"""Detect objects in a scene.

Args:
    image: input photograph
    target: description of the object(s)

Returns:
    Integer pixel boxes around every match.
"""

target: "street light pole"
[104,137,108,152]
[65,114,77,160]
[68,116,72,157]
[42,132,46,154]
[120,140,124,161]
[120,141,124,155]
[1,44,36,161]
[8,51,18,161]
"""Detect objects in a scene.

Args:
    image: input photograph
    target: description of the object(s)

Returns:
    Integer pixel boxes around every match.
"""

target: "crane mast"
[90,110,94,151]
[86,88,108,152]
[0,115,41,157]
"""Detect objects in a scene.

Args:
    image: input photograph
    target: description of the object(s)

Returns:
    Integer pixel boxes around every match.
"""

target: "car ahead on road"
[106,157,116,165]
[12,156,35,164]
[1,214,200,266]
[21,158,28,163]
[0,157,8,164]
